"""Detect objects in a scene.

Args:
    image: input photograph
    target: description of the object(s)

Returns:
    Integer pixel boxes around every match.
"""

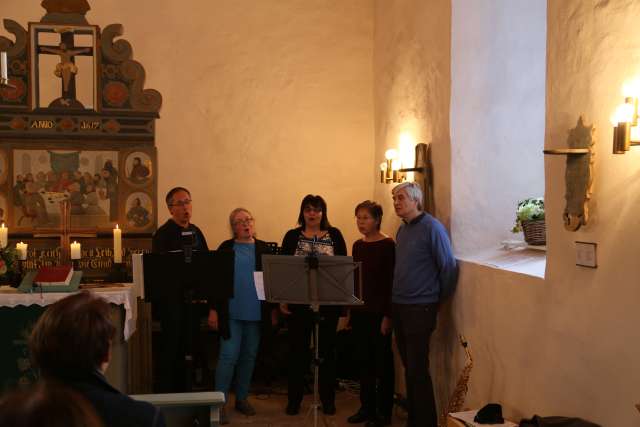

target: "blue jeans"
[214,319,261,401]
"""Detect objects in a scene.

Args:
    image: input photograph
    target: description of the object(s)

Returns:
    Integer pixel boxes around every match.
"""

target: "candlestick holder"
[109,262,128,284]
[71,259,81,271]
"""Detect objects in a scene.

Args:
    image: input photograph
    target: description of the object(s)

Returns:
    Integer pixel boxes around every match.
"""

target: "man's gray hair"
[392,182,423,211]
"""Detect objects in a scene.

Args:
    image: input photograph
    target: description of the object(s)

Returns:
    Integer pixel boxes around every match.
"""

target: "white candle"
[113,224,122,263]
[1,52,7,82]
[70,241,81,260]
[0,223,7,248]
[16,242,28,260]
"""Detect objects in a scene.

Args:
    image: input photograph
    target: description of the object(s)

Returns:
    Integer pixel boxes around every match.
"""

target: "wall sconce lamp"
[380,146,429,184]
[380,149,404,183]
[612,80,640,154]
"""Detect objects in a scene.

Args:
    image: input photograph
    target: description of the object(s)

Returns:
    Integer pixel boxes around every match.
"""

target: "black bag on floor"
[519,415,601,427]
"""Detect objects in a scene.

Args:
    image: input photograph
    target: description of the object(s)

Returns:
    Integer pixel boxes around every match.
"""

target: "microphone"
[181,230,195,263]
[306,235,319,269]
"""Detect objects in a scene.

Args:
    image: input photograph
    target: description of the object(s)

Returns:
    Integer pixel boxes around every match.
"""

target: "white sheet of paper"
[253,272,265,301]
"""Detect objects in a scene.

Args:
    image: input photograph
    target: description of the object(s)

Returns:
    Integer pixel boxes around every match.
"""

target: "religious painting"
[124,151,152,186]
[30,23,99,110]
[125,192,152,230]
[11,149,118,230]
[0,150,7,185]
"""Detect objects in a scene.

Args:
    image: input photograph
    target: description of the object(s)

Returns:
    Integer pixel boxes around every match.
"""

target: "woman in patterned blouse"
[280,194,347,417]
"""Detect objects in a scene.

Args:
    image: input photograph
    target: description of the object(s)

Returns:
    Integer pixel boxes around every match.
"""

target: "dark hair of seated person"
[0,380,104,427]
[29,291,116,379]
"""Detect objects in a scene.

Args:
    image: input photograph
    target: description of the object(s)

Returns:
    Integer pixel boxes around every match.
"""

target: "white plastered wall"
[436,1,640,426]
[450,0,547,255]
[0,0,375,247]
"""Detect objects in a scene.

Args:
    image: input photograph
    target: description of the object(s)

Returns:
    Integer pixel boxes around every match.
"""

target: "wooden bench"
[131,392,225,427]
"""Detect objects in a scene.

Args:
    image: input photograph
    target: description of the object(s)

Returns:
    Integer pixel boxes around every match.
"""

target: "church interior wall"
[436,1,640,426]
[372,0,452,238]
[3,1,640,425]
[450,0,547,256]
[1,0,376,247]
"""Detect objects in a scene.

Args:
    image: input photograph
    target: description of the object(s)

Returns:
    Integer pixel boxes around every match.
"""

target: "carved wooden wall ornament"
[0,0,162,277]
[543,116,595,232]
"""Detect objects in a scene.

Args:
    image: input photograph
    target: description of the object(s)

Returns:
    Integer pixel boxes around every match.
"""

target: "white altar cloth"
[0,285,137,340]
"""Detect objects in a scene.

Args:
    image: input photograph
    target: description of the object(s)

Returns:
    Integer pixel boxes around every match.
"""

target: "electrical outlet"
[575,241,597,268]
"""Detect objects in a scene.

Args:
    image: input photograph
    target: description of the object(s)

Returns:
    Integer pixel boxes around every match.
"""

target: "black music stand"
[143,250,234,392]
[262,254,362,427]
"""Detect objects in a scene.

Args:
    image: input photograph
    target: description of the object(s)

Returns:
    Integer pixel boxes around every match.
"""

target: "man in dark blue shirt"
[391,182,458,427]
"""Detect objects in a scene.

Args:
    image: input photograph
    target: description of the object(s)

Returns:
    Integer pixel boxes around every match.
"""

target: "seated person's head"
[0,380,104,427]
[29,291,115,380]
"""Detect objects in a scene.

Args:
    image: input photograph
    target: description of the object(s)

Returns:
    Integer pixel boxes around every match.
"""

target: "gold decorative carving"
[120,61,162,113]
[0,20,28,58]
[101,24,132,64]
[544,117,595,232]
[563,117,595,231]
[100,24,162,113]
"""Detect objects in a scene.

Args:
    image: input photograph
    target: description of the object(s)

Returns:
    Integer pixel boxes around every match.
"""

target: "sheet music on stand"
[261,254,362,306]
[261,253,362,427]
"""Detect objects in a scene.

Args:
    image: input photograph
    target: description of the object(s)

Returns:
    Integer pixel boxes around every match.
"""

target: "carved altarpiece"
[0,1,162,281]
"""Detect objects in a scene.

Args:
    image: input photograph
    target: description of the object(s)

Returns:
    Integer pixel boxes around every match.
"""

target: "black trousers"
[392,303,438,427]
[157,302,187,392]
[351,312,395,419]
[287,307,339,407]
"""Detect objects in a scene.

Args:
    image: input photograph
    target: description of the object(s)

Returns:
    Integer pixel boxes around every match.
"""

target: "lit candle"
[0,223,7,248]
[16,242,28,260]
[70,241,81,260]
[113,224,122,263]
[1,52,7,82]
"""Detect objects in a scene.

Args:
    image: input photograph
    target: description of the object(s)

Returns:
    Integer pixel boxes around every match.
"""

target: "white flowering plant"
[511,197,545,233]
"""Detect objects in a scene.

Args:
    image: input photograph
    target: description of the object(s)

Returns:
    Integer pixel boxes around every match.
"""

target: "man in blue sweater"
[391,182,458,427]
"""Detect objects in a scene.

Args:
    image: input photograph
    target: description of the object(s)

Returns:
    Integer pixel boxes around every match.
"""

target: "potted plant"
[511,197,546,246]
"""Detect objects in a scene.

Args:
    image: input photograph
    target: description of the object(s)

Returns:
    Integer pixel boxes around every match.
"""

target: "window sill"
[457,245,546,279]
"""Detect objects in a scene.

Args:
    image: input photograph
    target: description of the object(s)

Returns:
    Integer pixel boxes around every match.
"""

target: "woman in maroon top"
[348,200,395,427]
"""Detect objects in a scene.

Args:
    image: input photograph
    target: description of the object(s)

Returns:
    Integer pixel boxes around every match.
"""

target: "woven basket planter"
[522,219,546,246]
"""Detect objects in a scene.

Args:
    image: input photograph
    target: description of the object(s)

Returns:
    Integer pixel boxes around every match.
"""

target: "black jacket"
[213,239,274,339]
[151,220,209,254]
[70,370,165,427]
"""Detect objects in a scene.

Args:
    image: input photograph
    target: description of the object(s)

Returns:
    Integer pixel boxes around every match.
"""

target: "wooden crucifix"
[34,199,96,264]
[37,29,93,105]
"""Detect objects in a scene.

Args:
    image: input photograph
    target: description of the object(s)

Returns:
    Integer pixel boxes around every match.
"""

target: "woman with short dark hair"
[29,292,165,427]
[347,200,395,427]
[280,194,347,416]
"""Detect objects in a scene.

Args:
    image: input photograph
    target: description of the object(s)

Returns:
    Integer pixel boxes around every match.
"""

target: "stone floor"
[224,385,408,427]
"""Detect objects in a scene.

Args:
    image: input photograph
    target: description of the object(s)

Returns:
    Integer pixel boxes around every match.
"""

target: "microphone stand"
[303,238,331,427]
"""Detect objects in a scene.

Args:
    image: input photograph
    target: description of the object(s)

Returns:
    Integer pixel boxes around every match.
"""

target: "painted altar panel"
[0,144,156,233]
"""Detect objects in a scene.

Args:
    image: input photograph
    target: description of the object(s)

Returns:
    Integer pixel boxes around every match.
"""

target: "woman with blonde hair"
[211,208,274,424]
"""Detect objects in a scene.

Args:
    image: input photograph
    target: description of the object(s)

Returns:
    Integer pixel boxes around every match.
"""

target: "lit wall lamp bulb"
[379,162,388,183]
[380,149,405,183]
[612,98,638,154]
